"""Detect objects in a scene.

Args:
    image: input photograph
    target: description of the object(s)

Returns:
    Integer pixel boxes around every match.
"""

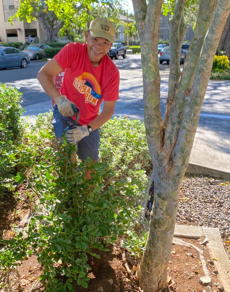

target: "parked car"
[0,46,30,69]
[108,42,127,59]
[158,46,186,65]
[181,43,190,54]
[22,44,51,60]
[35,44,51,49]
[157,43,168,53]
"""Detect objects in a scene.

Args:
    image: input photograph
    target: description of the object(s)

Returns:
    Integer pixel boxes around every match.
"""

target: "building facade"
[160,15,194,42]
[0,0,44,43]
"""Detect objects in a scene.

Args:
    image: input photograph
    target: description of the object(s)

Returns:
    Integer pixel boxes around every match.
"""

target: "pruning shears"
[65,104,80,130]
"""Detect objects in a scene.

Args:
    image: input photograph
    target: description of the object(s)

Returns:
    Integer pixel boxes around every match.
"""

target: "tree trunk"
[218,14,230,56]
[132,0,230,291]
[38,13,63,42]
[139,173,181,291]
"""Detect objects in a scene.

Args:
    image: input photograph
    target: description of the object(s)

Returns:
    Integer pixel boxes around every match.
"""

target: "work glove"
[66,125,90,144]
[56,96,75,117]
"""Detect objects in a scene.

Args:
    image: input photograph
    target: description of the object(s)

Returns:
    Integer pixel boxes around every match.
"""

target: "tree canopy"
[12,0,123,41]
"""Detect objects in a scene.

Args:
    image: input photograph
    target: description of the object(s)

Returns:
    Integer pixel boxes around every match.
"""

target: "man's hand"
[56,96,75,117]
[66,125,90,144]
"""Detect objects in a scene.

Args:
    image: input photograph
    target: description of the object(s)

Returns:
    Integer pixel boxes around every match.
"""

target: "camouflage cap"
[89,18,116,43]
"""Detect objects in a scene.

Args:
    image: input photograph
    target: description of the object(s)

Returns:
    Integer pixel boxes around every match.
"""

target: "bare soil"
[0,239,223,291]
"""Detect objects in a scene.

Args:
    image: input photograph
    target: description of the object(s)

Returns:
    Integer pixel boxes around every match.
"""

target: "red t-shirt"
[54,42,120,125]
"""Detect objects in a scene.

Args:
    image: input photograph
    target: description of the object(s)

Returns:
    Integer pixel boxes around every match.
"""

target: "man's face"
[85,32,112,65]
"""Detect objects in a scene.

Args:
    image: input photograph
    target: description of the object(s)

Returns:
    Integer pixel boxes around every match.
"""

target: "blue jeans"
[52,105,100,161]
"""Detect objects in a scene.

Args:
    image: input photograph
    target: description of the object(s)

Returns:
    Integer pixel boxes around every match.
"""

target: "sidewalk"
[116,59,230,179]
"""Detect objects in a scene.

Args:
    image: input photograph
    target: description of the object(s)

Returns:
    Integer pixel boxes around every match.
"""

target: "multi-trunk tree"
[131,0,230,291]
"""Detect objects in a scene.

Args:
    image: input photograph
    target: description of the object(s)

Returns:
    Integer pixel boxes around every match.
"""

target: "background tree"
[131,0,230,291]
[12,0,63,42]
[12,0,122,42]
[122,21,138,45]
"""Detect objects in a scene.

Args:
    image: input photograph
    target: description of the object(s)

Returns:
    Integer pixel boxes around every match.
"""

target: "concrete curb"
[186,163,230,180]
[174,224,230,291]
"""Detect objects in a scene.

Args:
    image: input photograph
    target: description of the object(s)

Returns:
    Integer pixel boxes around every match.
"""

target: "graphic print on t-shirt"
[73,72,102,106]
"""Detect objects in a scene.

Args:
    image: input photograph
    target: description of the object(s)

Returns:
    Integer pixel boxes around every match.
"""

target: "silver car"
[22,44,50,60]
[0,47,30,69]
[159,46,186,65]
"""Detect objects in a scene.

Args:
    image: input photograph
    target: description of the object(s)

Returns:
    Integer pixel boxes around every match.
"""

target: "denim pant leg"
[52,105,69,139]
[52,105,100,161]
[77,129,100,161]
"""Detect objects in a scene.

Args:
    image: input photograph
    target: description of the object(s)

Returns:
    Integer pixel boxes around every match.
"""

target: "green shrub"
[44,47,62,58]
[100,118,151,175]
[1,42,24,49]
[128,45,141,54]
[0,84,23,188]
[0,116,150,290]
[47,42,68,48]
[212,55,230,71]
[210,68,230,80]
[159,40,169,45]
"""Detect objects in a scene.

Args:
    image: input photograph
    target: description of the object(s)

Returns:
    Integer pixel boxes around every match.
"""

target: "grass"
[210,68,230,80]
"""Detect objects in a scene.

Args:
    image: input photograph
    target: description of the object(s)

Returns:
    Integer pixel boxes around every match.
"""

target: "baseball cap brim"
[89,30,114,43]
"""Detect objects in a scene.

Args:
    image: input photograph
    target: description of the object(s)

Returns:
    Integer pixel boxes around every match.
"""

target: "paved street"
[0,54,229,172]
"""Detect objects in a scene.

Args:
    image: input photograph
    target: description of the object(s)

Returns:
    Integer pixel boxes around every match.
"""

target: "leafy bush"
[210,68,230,80]
[0,85,23,188]
[159,40,169,45]
[47,42,69,48]
[0,115,150,290]
[128,45,141,54]
[100,118,151,175]
[1,42,24,49]
[44,47,62,58]
[45,42,69,58]
[212,55,230,71]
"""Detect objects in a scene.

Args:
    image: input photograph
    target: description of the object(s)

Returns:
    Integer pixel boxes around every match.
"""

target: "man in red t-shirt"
[37,18,119,161]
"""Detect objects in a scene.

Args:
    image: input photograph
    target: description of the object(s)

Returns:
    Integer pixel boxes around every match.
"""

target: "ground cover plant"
[210,54,230,80]
[0,86,151,290]
[0,84,23,191]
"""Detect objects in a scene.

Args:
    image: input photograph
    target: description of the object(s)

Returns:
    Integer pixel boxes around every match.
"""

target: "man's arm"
[89,100,116,130]
[66,100,116,144]
[37,58,63,104]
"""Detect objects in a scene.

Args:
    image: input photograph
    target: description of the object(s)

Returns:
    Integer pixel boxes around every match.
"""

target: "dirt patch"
[0,189,17,238]
[0,238,224,291]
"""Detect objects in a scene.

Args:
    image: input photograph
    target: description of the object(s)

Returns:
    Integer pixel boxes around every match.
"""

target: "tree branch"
[141,0,164,159]
[132,0,147,37]
[163,0,217,167]
[165,0,186,128]
[172,0,230,175]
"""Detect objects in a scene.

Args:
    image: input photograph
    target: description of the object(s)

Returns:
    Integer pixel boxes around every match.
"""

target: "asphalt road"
[0,54,229,171]
[0,55,229,118]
